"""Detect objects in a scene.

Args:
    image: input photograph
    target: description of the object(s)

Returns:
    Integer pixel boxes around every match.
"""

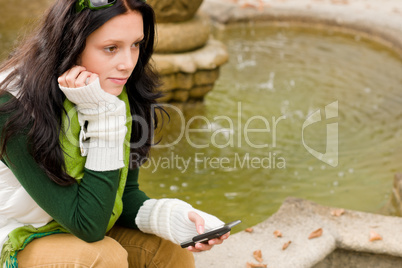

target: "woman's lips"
[109,77,128,85]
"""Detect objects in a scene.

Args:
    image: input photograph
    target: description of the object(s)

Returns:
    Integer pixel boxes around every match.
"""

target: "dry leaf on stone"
[308,228,323,239]
[241,3,258,9]
[273,230,282,238]
[331,208,345,217]
[245,228,254,233]
[246,262,267,268]
[369,230,382,242]
[282,241,291,250]
[253,250,263,263]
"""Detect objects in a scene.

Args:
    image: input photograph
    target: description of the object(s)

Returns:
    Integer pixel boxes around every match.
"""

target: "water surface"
[141,23,402,230]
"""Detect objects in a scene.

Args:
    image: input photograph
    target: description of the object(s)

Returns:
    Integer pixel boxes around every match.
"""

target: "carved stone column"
[147,0,228,102]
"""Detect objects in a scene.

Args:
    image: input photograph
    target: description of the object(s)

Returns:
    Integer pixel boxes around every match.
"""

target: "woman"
[0,0,229,267]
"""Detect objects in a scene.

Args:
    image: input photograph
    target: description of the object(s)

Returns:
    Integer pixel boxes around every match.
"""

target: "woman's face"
[79,11,144,96]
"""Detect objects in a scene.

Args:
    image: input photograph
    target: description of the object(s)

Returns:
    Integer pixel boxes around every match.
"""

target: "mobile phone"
[180,220,241,248]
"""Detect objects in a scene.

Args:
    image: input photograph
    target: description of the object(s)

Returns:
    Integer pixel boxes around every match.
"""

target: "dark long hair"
[0,0,162,186]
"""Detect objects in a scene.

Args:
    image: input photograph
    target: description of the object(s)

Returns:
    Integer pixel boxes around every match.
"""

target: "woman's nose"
[117,50,136,71]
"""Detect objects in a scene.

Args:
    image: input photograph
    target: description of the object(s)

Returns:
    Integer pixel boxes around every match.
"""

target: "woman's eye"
[132,40,144,48]
[105,46,118,53]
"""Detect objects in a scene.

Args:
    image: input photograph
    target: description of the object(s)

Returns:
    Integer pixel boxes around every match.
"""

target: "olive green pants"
[17,225,195,268]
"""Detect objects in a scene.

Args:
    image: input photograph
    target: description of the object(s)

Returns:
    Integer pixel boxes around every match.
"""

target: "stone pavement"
[194,197,402,267]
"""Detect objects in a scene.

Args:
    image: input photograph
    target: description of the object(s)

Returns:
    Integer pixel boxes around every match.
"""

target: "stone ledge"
[314,249,402,268]
[153,39,229,75]
[200,0,402,57]
[194,197,402,267]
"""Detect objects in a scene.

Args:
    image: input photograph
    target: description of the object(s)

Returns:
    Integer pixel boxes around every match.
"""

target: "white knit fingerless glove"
[135,199,224,244]
[59,78,127,171]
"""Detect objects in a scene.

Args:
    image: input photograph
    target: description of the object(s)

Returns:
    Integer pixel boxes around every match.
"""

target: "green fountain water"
[140,23,402,230]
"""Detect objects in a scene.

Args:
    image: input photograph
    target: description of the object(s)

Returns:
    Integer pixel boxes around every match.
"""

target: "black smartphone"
[180,220,241,248]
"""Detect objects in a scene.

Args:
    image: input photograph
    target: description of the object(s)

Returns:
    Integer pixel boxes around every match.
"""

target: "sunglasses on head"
[76,0,117,13]
[76,0,147,13]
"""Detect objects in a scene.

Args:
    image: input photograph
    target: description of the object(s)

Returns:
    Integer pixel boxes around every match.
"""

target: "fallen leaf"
[273,230,282,238]
[245,227,254,233]
[369,230,382,242]
[282,241,291,250]
[331,208,345,217]
[308,228,323,239]
[253,250,263,263]
[246,262,268,268]
[241,3,258,9]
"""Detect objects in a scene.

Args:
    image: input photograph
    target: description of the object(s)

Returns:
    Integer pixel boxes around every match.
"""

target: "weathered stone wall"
[157,68,219,102]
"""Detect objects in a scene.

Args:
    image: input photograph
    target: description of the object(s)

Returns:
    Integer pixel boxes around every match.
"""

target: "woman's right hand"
[58,65,120,112]
[58,66,127,171]
[58,66,98,88]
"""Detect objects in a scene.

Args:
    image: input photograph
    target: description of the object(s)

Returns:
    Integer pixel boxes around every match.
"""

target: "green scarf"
[0,88,132,268]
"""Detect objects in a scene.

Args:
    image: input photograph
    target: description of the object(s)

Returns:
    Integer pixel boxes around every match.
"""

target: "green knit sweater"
[0,92,149,242]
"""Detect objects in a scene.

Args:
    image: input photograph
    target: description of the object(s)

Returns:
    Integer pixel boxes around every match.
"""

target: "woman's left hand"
[186,211,230,252]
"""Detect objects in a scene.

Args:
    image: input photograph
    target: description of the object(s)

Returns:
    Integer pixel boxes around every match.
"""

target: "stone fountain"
[147,0,228,102]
